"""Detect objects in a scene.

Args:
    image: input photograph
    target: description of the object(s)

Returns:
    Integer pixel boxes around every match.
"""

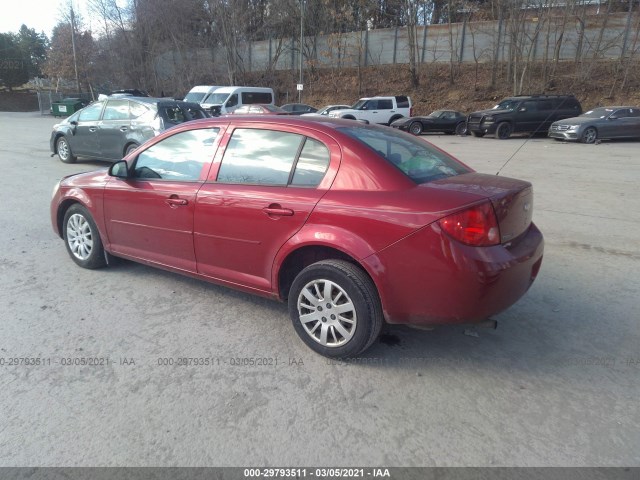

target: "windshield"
[184,92,207,103]
[204,93,229,105]
[582,108,613,118]
[339,125,470,184]
[351,100,367,109]
[493,100,519,110]
[427,110,444,118]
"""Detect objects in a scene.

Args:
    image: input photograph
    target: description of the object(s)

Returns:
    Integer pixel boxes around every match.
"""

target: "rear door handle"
[120,126,128,132]
[263,205,294,217]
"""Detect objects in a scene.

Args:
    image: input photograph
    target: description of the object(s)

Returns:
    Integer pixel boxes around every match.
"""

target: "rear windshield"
[339,125,470,184]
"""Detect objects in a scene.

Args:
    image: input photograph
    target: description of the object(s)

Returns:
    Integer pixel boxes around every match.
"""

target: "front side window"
[133,128,219,181]
[226,94,238,108]
[242,91,273,104]
[78,102,104,122]
[217,129,303,185]
[340,125,469,184]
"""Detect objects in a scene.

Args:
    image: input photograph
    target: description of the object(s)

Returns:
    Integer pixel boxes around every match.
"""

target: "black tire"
[581,127,597,144]
[56,136,77,163]
[470,131,485,138]
[455,122,468,136]
[62,204,107,269]
[409,121,423,136]
[125,143,140,156]
[288,259,383,358]
[495,122,513,140]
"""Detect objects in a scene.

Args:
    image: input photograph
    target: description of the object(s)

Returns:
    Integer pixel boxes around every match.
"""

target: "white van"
[183,85,222,105]
[202,86,275,115]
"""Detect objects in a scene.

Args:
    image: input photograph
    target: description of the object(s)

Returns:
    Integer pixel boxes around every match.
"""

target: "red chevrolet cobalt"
[51,116,543,358]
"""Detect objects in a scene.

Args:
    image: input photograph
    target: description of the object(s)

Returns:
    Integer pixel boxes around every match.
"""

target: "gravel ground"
[0,112,638,467]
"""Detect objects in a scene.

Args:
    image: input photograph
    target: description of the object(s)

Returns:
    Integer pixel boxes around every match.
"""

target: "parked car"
[301,104,351,117]
[51,97,209,163]
[328,96,413,125]
[232,104,290,115]
[391,110,468,136]
[548,106,640,144]
[281,103,318,115]
[467,94,582,139]
[110,89,150,97]
[51,116,543,358]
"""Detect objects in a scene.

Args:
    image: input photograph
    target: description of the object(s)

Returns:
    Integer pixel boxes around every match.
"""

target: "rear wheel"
[409,121,423,135]
[455,122,468,136]
[56,136,77,163]
[581,127,597,144]
[495,122,513,139]
[125,143,140,156]
[288,260,383,358]
[63,204,107,269]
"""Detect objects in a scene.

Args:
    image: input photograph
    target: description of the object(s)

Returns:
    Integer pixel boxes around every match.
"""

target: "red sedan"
[51,116,543,358]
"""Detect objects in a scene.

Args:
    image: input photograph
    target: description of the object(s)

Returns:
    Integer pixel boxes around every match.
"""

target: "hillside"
[2,61,638,114]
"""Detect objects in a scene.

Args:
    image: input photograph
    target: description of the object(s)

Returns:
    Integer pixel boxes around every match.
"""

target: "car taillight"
[438,202,501,246]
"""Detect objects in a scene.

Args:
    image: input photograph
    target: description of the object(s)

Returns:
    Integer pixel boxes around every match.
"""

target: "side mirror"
[109,160,129,178]
[518,107,526,112]
[70,120,78,125]
[608,115,618,120]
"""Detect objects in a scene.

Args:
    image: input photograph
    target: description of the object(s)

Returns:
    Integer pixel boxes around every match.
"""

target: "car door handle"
[89,127,97,132]
[263,205,294,217]
[120,126,128,132]
[165,197,188,207]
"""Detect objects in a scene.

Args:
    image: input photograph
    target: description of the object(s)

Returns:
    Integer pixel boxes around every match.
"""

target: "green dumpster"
[51,98,84,117]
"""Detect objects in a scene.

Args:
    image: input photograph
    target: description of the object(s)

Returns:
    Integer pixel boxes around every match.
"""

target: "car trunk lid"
[426,172,533,244]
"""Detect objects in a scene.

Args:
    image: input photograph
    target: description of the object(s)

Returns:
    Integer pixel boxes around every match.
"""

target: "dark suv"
[51,97,209,163]
[467,95,582,139]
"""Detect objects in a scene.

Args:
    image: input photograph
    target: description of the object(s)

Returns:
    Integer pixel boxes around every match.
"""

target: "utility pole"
[70,6,81,93]
[298,0,304,103]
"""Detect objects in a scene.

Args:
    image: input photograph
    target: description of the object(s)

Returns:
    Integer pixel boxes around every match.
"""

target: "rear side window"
[217,129,303,185]
[217,129,330,187]
[396,96,410,108]
[340,125,469,184]
[241,91,273,104]
[130,102,152,119]
[291,139,330,187]
[103,100,130,120]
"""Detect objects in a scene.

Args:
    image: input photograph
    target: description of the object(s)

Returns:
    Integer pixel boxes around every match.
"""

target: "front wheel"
[63,204,107,269]
[581,127,597,144]
[288,260,383,358]
[409,121,423,135]
[495,122,513,140]
[56,136,77,163]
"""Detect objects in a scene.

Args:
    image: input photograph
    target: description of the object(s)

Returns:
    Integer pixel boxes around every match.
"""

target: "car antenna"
[496,96,573,176]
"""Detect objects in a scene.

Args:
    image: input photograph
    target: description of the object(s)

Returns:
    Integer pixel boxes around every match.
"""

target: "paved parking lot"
[0,112,638,467]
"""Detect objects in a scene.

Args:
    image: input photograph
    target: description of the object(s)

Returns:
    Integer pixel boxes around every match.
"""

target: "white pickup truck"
[328,96,413,125]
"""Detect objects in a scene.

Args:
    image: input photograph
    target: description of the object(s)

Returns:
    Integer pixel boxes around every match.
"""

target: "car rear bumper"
[365,222,544,325]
